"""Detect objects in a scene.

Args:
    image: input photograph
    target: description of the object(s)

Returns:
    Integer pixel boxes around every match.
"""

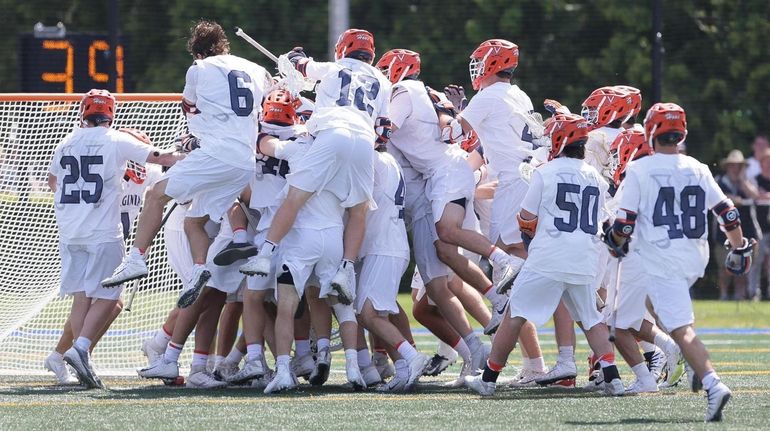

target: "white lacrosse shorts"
[279,227,343,299]
[355,255,408,315]
[426,157,476,223]
[411,214,450,285]
[59,240,125,300]
[603,251,654,331]
[489,176,529,245]
[646,274,696,333]
[163,149,254,221]
[508,269,603,330]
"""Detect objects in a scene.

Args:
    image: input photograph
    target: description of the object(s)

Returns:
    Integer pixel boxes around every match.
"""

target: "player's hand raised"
[443,85,467,111]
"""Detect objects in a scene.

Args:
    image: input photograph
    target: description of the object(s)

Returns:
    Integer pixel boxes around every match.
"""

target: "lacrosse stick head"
[277,54,316,97]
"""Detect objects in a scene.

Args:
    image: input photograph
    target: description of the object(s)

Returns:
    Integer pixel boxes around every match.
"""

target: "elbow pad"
[181,99,199,118]
[713,200,741,232]
[517,212,538,238]
[612,209,637,237]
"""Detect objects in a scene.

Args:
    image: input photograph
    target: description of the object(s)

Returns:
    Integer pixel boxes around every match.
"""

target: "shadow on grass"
[564,418,701,425]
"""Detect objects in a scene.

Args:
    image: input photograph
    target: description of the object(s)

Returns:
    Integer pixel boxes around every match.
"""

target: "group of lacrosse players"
[45,19,754,422]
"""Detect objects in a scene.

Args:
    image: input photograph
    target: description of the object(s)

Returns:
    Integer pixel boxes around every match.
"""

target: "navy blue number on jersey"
[59,155,104,204]
[227,70,254,117]
[394,171,405,220]
[554,183,600,234]
[336,69,380,115]
[258,156,289,179]
[652,185,706,239]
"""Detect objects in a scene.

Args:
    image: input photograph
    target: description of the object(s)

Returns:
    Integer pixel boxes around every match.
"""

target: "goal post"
[0,93,191,375]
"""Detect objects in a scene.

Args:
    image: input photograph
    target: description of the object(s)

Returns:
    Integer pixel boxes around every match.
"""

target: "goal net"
[0,93,189,375]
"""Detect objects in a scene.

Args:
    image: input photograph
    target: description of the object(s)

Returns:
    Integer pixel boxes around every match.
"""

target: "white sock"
[558,346,575,364]
[316,338,330,351]
[524,356,546,372]
[233,229,248,243]
[246,343,263,362]
[489,247,508,265]
[191,351,208,368]
[632,362,653,381]
[163,342,183,363]
[74,336,92,352]
[639,340,656,353]
[394,359,408,378]
[654,332,677,352]
[453,338,471,362]
[130,246,145,259]
[295,339,311,357]
[214,355,225,367]
[462,333,482,352]
[276,354,291,367]
[224,348,244,364]
[344,349,359,369]
[357,349,372,368]
[396,341,419,362]
[50,351,64,360]
[702,370,720,391]
[153,326,172,347]
[483,286,508,307]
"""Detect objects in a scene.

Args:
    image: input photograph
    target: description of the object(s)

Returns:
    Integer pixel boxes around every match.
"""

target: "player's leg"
[510,320,548,387]
[291,295,315,381]
[45,317,78,385]
[354,324,382,387]
[536,301,578,388]
[213,199,258,265]
[186,289,228,388]
[264,283,301,394]
[90,299,123,350]
[328,201,369,304]
[142,308,179,366]
[306,284,334,386]
[212,299,243,380]
[178,215,214,307]
[436,202,498,256]
[633,320,685,387]
[465,313,525,396]
[333,302,367,389]
[448,275,490,327]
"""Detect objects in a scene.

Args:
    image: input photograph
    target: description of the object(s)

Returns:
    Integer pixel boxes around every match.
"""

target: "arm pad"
[181,99,199,118]
[374,117,393,145]
[603,221,630,258]
[517,212,538,238]
[712,199,741,232]
[612,209,637,238]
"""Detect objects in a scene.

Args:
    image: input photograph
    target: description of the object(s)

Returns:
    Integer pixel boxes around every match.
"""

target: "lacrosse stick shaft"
[237,199,260,229]
[124,202,179,312]
[608,256,623,342]
[234,27,279,63]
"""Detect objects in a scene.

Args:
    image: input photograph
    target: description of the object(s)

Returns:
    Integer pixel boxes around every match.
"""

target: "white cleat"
[604,378,625,396]
[138,359,179,380]
[239,243,274,276]
[225,358,263,384]
[705,381,731,422]
[376,371,409,393]
[177,265,211,308]
[535,361,578,387]
[291,353,315,381]
[405,354,431,389]
[44,352,79,385]
[660,345,686,388]
[141,338,166,366]
[493,254,524,295]
[468,341,490,377]
[186,365,227,389]
[464,375,496,396]
[309,347,331,386]
[373,353,395,380]
[445,360,473,388]
[346,362,367,390]
[329,261,356,305]
[361,364,383,387]
[483,301,507,336]
[625,377,659,394]
[101,252,147,287]
[645,347,667,383]
[63,346,103,389]
[509,368,548,388]
[264,364,298,394]
[584,368,605,392]
[213,360,240,382]
[424,353,457,377]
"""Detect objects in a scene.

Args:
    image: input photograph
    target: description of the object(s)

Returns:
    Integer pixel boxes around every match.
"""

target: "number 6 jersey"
[520,157,609,284]
[49,126,151,245]
[616,153,728,280]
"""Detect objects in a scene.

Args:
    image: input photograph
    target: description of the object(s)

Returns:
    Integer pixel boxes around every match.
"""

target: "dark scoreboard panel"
[18,33,129,93]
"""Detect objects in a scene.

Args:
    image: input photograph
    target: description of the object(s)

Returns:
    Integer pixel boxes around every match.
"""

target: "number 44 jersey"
[520,157,609,285]
[616,153,728,281]
[49,127,152,245]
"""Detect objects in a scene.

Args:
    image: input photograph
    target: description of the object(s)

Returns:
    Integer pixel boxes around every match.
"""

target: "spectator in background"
[746,134,769,185]
[750,148,770,300]
[714,149,760,300]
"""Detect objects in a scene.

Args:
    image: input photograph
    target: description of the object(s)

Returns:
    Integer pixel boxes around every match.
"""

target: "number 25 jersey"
[304,58,391,141]
[616,153,728,281]
[49,127,151,245]
[520,157,609,284]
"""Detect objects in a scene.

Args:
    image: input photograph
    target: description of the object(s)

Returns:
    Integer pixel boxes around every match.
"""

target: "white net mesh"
[0,94,189,375]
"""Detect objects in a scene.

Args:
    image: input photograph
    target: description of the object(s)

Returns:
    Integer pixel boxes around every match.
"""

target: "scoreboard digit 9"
[18,33,129,93]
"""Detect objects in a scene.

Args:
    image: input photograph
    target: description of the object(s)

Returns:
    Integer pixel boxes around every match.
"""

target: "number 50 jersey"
[616,153,728,281]
[520,157,609,285]
[305,58,391,142]
[49,127,152,245]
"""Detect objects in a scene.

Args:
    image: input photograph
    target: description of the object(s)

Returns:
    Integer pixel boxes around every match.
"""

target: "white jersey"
[389,79,462,176]
[520,157,609,284]
[249,123,308,230]
[460,82,535,179]
[119,164,162,238]
[49,127,151,245]
[616,152,728,280]
[474,165,494,238]
[360,151,409,259]
[387,144,429,227]
[304,58,391,141]
[182,54,270,171]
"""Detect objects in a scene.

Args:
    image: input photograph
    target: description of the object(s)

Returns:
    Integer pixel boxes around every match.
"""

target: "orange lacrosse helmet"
[262,89,302,126]
[545,113,590,160]
[80,89,115,126]
[613,85,642,119]
[376,49,421,84]
[469,39,519,90]
[581,86,638,129]
[643,102,687,148]
[118,127,151,184]
[609,128,654,186]
[335,29,375,61]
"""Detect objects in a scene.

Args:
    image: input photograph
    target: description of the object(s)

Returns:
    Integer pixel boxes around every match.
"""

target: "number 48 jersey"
[616,153,728,281]
[520,157,609,284]
[49,127,151,245]
[304,58,391,141]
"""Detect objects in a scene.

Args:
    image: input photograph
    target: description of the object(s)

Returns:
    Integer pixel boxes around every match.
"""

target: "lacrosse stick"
[124,203,179,312]
[234,27,315,96]
[608,256,623,342]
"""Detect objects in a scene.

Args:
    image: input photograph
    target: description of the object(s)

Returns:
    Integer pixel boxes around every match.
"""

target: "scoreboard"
[18,33,129,93]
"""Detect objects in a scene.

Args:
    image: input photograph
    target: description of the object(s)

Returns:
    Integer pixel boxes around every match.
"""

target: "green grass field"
[1,299,768,430]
